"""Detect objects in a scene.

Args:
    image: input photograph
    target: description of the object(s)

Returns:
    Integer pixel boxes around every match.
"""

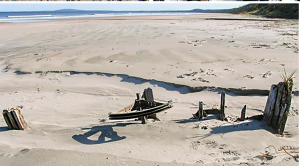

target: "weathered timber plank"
[272,82,284,129]
[279,80,293,134]
[2,110,13,129]
[11,109,24,130]
[7,110,19,130]
[263,84,278,126]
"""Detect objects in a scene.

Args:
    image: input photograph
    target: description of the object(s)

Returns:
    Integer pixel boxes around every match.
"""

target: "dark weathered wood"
[198,102,203,120]
[219,91,225,120]
[147,113,160,121]
[263,84,278,126]
[136,93,140,100]
[204,109,220,114]
[272,82,284,129]
[7,111,19,130]
[2,110,13,129]
[241,105,246,121]
[141,116,146,124]
[147,88,154,101]
[279,80,293,134]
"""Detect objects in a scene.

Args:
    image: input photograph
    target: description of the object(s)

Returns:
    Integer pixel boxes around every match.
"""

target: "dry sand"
[0,14,298,166]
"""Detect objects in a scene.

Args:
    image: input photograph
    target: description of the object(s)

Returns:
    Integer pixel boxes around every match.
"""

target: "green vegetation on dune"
[229,4,299,19]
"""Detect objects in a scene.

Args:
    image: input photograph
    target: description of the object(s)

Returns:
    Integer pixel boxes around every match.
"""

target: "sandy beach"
[0,14,298,166]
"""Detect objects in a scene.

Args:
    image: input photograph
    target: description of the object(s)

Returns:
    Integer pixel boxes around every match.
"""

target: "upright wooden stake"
[241,105,246,121]
[219,91,225,121]
[198,102,203,120]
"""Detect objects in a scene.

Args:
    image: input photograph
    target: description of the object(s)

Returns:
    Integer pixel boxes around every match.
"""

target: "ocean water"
[0,10,196,23]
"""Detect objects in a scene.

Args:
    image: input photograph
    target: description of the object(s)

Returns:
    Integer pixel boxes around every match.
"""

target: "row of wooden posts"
[193,79,293,135]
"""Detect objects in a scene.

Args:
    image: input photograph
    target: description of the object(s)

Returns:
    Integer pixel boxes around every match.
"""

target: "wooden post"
[141,116,146,124]
[136,93,140,100]
[219,91,225,121]
[263,85,278,125]
[272,82,284,129]
[198,102,203,120]
[241,105,246,121]
[279,80,293,134]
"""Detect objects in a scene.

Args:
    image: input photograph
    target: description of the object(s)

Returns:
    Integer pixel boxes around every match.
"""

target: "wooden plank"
[272,82,284,129]
[2,110,13,129]
[241,105,246,121]
[279,80,293,134]
[198,102,203,120]
[263,84,278,126]
[18,113,29,130]
[277,83,287,133]
[147,88,154,101]
[11,109,24,130]
[219,91,225,120]
[7,110,19,130]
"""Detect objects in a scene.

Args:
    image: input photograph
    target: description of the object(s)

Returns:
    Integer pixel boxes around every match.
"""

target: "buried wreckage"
[108,88,173,123]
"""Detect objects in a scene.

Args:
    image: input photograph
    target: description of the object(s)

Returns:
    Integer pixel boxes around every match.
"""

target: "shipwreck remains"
[108,88,173,124]
[192,91,227,121]
[2,108,29,130]
[263,79,293,135]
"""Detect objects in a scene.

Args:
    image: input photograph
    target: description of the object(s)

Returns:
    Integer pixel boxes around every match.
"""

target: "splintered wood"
[2,108,29,130]
[263,79,293,135]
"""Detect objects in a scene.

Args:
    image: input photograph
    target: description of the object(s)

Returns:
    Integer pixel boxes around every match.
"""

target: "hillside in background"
[228,4,299,19]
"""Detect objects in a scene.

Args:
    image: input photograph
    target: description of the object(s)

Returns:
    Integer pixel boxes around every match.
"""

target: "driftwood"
[263,80,293,134]
[2,108,29,130]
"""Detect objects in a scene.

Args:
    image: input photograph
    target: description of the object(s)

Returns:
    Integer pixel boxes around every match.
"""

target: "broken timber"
[192,91,226,120]
[108,88,173,123]
[2,108,29,130]
[263,79,293,135]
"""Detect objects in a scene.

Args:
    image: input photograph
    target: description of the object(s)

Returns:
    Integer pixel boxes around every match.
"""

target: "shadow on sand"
[0,127,9,132]
[72,123,135,145]
[174,114,218,124]
[175,115,274,140]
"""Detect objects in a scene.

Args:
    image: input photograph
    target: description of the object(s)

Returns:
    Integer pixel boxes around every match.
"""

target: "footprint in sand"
[243,75,254,79]
[260,71,272,78]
